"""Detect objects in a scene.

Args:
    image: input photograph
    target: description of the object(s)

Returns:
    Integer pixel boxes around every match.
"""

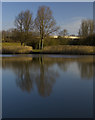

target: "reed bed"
[43,45,95,55]
[1,43,95,55]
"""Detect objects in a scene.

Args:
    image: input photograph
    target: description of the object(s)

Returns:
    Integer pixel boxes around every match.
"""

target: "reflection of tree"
[2,58,35,92]
[15,62,34,92]
[15,56,58,96]
[57,62,70,72]
[2,56,94,96]
[56,57,94,80]
[35,56,57,97]
[78,62,93,79]
[2,56,58,97]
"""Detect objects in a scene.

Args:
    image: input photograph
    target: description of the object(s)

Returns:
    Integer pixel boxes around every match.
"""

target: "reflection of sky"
[51,62,81,78]
[63,62,79,74]
[51,60,93,118]
[67,62,80,76]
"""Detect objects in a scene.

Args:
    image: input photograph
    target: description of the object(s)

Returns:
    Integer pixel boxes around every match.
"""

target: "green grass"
[32,49,42,52]
[2,42,21,46]
[2,42,32,54]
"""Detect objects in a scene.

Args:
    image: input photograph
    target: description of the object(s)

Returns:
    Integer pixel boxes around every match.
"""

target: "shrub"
[78,34,95,46]
[25,37,40,49]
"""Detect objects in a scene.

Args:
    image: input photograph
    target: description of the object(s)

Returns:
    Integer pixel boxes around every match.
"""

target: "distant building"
[50,35,80,39]
[53,35,58,38]
[64,36,80,39]
[50,35,58,38]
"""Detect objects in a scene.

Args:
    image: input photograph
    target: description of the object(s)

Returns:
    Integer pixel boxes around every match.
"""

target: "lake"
[2,54,94,118]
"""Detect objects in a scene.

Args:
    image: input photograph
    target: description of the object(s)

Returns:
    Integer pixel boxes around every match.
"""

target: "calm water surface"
[2,54,94,118]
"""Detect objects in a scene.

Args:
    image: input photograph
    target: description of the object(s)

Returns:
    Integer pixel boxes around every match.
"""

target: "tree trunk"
[21,42,23,46]
[39,40,41,49]
[41,38,43,49]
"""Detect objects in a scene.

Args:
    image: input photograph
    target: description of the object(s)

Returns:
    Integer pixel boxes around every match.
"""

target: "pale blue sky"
[2,2,93,35]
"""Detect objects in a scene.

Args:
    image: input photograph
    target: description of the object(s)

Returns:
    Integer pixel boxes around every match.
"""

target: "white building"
[49,35,80,39]
[64,36,80,39]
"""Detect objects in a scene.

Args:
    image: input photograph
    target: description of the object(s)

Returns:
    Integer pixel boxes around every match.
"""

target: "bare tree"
[15,11,24,32]
[15,11,24,45]
[88,19,94,35]
[78,19,94,37]
[2,30,6,41]
[23,10,33,45]
[35,6,59,49]
[63,29,68,36]
[23,10,33,33]
[15,10,33,45]
[59,29,68,37]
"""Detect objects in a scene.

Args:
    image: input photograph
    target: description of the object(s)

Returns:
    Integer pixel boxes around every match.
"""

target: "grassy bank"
[2,42,32,54]
[32,45,95,55]
[1,42,95,55]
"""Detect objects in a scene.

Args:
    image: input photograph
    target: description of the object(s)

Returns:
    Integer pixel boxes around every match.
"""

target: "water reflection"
[15,61,34,93]
[56,56,94,79]
[2,55,94,96]
[78,62,93,79]
[35,57,57,97]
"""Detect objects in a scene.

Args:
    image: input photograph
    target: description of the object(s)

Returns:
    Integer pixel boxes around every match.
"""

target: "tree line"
[2,5,95,48]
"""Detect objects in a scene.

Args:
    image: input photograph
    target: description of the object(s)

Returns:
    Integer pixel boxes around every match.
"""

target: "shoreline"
[1,44,95,55]
[1,52,95,55]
